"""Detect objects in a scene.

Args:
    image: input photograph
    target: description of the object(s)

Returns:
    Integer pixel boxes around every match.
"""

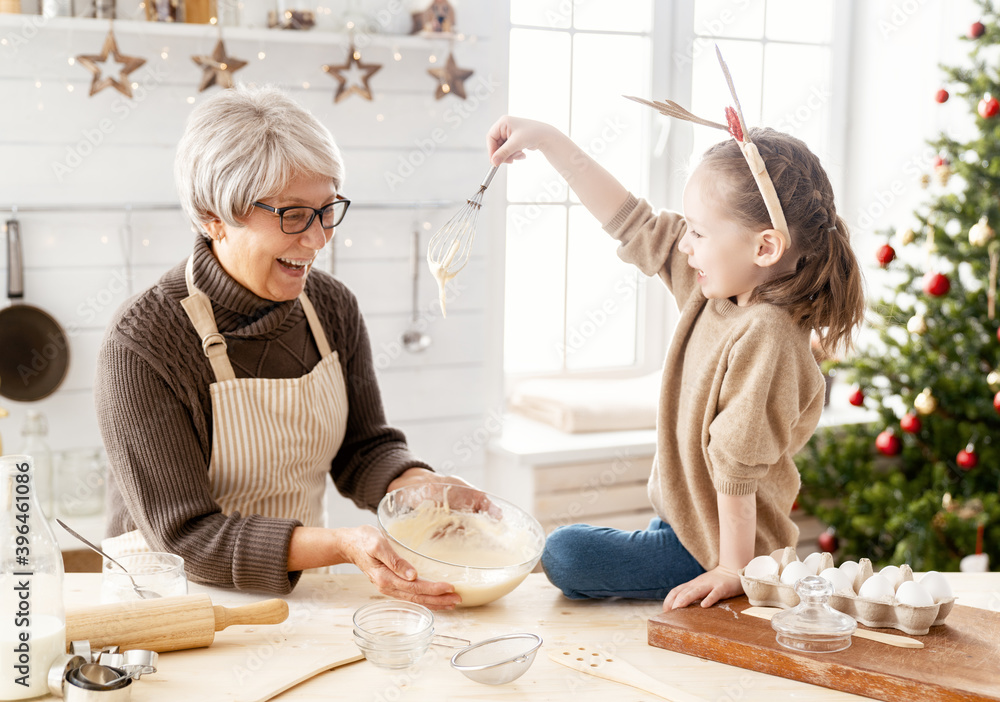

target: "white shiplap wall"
[0,0,509,528]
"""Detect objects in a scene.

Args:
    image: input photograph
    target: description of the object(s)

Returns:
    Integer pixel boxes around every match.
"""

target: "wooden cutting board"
[648,597,1000,702]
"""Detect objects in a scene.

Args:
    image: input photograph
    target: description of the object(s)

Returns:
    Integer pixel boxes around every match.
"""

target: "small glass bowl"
[100,553,187,603]
[353,601,435,669]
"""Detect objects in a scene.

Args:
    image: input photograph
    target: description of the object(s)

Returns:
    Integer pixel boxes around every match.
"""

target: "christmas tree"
[796,0,1000,572]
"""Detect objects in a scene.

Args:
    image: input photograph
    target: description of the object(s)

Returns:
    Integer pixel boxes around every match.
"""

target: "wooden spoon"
[549,645,707,702]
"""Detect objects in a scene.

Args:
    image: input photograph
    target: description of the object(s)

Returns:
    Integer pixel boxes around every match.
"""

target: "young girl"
[487,115,865,611]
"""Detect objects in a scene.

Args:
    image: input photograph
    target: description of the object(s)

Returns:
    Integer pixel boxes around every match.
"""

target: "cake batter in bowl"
[377,484,545,607]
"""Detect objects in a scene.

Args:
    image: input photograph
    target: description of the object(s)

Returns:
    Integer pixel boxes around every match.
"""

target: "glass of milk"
[101,553,188,603]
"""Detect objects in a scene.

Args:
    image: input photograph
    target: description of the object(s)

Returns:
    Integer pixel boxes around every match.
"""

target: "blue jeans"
[540,518,706,600]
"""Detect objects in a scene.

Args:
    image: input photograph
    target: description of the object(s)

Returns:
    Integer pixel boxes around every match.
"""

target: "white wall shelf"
[0,14,482,47]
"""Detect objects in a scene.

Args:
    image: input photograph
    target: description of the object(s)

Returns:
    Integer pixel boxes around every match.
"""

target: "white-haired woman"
[95,85,463,606]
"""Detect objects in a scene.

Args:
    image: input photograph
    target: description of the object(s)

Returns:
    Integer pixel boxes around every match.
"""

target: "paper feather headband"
[626,45,790,248]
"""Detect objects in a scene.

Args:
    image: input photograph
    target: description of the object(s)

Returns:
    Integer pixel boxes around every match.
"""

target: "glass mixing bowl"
[377,484,545,607]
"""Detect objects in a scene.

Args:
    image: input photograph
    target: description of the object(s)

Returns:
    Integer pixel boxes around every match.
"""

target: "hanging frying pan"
[0,218,70,401]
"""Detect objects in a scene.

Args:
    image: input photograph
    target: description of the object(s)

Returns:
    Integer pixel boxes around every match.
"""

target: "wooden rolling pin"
[66,594,289,653]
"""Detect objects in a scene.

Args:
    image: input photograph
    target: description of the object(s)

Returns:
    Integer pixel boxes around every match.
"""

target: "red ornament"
[932,155,947,167]
[935,89,949,103]
[994,390,1000,414]
[876,243,896,268]
[725,106,744,142]
[979,95,1000,119]
[876,429,902,456]
[818,529,838,553]
[923,272,951,296]
[900,413,922,434]
[848,387,865,407]
[957,444,978,470]
[969,21,986,38]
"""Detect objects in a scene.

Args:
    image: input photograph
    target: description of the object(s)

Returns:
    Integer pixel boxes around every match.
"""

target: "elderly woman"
[96,85,462,607]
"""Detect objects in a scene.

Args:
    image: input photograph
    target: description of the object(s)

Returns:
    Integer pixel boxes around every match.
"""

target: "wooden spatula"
[741,606,924,649]
[549,645,707,702]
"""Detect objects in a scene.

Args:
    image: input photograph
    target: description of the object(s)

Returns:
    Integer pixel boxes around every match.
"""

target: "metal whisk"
[427,164,500,317]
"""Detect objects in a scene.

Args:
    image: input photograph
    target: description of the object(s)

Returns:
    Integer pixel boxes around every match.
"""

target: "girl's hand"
[662,566,744,611]
[487,116,557,166]
[337,524,462,610]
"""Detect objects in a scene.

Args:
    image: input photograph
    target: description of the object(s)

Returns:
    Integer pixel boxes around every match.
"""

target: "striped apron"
[103,255,349,557]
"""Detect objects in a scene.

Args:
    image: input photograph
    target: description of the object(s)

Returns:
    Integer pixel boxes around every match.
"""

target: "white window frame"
[502,0,852,391]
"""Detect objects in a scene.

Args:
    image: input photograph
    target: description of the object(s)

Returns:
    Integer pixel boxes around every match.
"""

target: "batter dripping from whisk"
[427,165,500,317]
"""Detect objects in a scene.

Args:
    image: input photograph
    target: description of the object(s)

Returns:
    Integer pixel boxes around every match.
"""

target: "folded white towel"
[509,372,660,433]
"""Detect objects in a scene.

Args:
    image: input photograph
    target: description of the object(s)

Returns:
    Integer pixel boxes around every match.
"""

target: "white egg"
[802,552,825,575]
[879,565,903,589]
[858,574,895,601]
[838,560,860,583]
[895,581,934,607]
[744,555,780,579]
[779,560,814,586]
[919,571,954,603]
[819,567,853,593]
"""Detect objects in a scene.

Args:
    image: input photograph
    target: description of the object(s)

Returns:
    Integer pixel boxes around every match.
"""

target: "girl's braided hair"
[701,127,866,355]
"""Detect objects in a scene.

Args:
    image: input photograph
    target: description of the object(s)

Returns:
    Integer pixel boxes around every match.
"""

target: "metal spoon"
[56,519,162,600]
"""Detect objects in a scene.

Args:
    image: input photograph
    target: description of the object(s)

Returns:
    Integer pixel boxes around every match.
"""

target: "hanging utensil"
[0,214,70,401]
[426,164,499,317]
[402,229,431,353]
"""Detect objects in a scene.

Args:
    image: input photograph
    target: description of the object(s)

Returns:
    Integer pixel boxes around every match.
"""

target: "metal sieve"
[450,633,543,685]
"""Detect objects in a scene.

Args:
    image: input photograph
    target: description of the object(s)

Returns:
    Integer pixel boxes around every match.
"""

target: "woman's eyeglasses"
[252,197,351,235]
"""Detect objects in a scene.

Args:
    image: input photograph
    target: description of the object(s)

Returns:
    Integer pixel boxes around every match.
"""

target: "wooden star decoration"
[75,30,146,98]
[192,39,248,92]
[322,45,382,103]
[427,52,473,100]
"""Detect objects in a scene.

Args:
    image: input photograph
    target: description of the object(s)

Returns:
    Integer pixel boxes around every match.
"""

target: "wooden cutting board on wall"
[648,596,1000,702]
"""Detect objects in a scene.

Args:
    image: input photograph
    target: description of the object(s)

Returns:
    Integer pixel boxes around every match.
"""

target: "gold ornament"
[897,227,916,245]
[76,29,147,98]
[192,39,248,92]
[323,45,382,103]
[969,216,995,246]
[934,163,952,186]
[906,314,927,335]
[988,370,1000,391]
[914,387,937,415]
[427,51,474,100]
[919,173,931,189]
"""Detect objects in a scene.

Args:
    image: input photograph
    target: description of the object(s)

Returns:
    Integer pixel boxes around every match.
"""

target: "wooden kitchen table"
[55,571,998,702]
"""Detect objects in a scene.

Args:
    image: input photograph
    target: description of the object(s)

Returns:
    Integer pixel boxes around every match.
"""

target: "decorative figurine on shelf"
[267,8,315,29]
[184,0,216,24]
[145,0,178,21]
[410,0,454,34]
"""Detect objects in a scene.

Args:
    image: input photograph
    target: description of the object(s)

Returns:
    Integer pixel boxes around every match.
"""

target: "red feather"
[725,106,743,142]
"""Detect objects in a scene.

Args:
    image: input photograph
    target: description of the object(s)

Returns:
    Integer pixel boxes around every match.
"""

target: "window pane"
[508,29,571,202]
[565,207,639,370]
[693,0,765,39]
[762,44,831,160]
[511,0,571,29]
[690,39,763,166]
[571,34,649,200]
[574,0,651,32]
[504,205,567,374]
[765,0,833,43]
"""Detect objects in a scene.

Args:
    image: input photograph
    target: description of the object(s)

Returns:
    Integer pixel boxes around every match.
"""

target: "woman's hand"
[662,566,744,611]
[487,116,558,166]
[336,525,462,610]
[387,468,498,514]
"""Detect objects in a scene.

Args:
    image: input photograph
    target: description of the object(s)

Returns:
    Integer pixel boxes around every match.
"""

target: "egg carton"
[738,547,956,636]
